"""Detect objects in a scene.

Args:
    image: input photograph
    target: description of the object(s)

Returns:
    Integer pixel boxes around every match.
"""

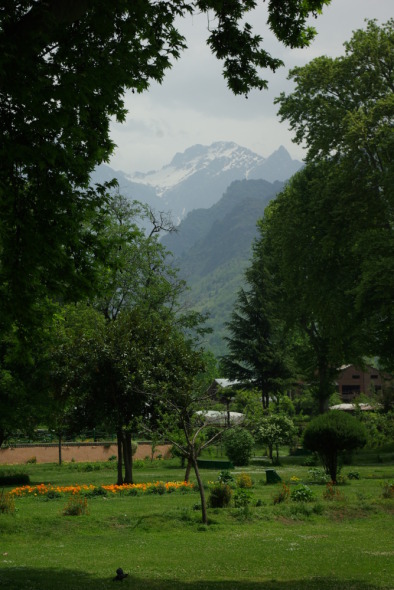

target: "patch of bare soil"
[0,443,171,465]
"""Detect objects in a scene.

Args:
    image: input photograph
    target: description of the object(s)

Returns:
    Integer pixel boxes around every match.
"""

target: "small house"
[336,364,386,402]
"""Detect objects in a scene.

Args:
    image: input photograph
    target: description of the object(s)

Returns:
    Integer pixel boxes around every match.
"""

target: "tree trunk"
[261,387,269,410]
[123,431,133,484]
[184,458,192,482]
[318,367,332,414]
[192,456,208,525]
[116,430,123,485]
[308,335,334,414]
[323,452,338,484]
[58,433,62,466]
[0,429,7,448]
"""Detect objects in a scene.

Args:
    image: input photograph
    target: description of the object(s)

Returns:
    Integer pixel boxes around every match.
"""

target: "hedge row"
[0,473,30,486]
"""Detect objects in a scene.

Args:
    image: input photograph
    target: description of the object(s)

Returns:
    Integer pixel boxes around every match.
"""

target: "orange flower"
[10,480,195,497]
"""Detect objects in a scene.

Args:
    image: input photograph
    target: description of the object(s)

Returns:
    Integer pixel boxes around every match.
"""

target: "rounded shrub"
[236,472,253,489]
[291,484,314,502]
[208,483,232,508]
[223,428,254,466]
[218,470,235,485]
[45,489,62,499]
[151,482,166,495]
[0,490,15,514]
[233,488,253,508]
[303,410,367,483]
[62,495,89,516]
[381,481,394,499]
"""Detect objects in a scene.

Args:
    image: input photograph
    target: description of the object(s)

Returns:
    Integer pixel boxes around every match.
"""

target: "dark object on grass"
[113,567,128,581]
[265,469,281,484]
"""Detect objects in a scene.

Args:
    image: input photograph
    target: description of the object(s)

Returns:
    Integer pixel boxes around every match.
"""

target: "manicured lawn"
[0,460,393,590]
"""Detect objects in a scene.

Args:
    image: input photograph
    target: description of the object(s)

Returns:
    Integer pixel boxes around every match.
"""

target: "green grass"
[0,460,393,590]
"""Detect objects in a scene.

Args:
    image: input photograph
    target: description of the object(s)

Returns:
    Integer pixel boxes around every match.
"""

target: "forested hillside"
[91,145,302,357]
[163,179,285,356]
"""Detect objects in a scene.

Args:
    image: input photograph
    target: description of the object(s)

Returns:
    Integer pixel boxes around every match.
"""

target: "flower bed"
[10,481,195,497]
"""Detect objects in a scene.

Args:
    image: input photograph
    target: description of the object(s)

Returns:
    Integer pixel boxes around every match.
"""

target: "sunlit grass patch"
[1,460,393,590]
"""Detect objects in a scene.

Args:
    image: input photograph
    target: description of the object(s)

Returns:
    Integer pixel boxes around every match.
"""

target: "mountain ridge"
[91,142,303,223]
[162,178,283,258]
[90,143,302,355]
[127,141,266,195]
[169,178,285,355]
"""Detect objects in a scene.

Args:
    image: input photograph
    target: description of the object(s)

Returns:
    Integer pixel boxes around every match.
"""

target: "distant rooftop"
[196,410,244,426]
[329,403,377,412]
[213,378,242,389]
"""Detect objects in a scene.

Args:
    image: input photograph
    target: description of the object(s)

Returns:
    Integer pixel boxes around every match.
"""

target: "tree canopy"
[261,165,361,411]
[256,414,297,463]
[276,19,394,167]
[303,410,367,482]
[43,192,208,480]
[1,1,333,439]
[92,194,185,321]
[224,20,394,415]
[0,0,331,335]
[274,19,394,370]
[220,234,292,409]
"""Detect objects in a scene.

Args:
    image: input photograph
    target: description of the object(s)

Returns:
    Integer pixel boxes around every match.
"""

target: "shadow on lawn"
[0,568,390,590]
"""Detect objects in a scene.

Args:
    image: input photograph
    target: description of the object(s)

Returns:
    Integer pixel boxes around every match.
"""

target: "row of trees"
[1,1,341,525]
[220,409,367,484]
[0,187,240,523]
[0,0,331,344]
[0,0,334,444]
[221,19,394,413]
[1,15,391,473]
[1,196,207,465]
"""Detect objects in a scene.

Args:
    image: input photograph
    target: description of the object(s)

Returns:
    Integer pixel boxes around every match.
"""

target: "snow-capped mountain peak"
[91,142,303,224]
[126,141,265,196]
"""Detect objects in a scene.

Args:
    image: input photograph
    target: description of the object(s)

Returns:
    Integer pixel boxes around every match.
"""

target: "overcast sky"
[108,1,392,175]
